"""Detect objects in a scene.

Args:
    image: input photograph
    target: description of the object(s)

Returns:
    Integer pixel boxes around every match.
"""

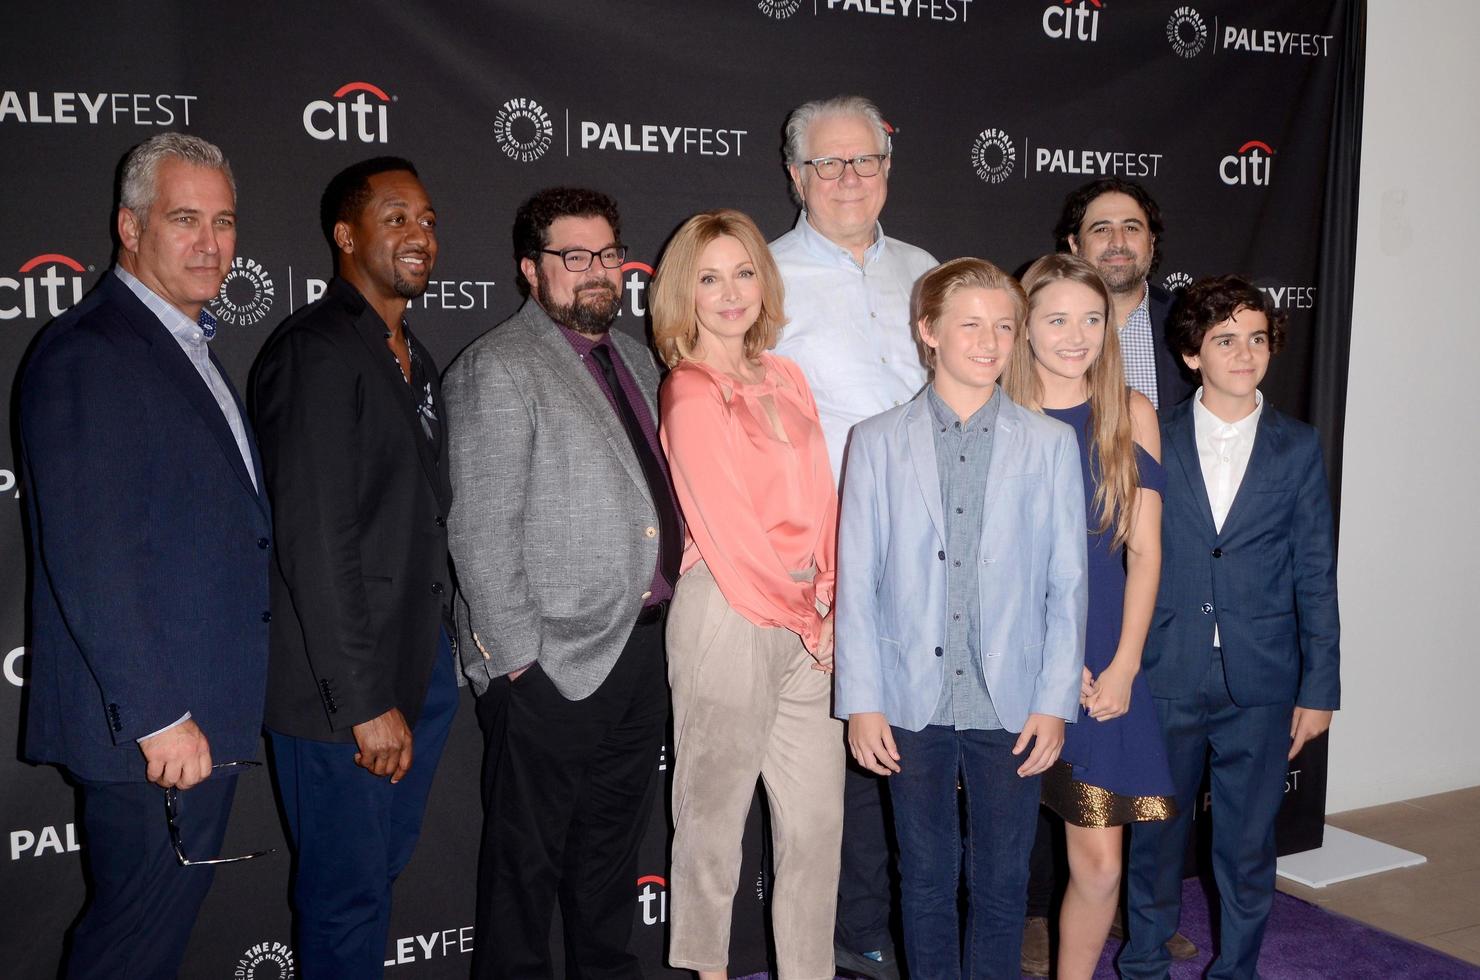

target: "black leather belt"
[635,600,669,625]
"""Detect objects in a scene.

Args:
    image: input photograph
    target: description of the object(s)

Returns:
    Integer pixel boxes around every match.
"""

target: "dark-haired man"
[1054,177,1195,417]
[444,187,678,978]
[251,156,456,977]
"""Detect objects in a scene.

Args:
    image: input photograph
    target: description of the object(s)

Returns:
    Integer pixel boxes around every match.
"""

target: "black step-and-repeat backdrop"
[3,2,1359,977]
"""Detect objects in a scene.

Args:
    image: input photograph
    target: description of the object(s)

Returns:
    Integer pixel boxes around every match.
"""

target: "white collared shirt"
[771,212,937,485]
[1191,386,1264,646]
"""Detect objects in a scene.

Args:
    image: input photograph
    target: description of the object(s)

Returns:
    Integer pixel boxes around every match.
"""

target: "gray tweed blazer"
[442,299,665,698]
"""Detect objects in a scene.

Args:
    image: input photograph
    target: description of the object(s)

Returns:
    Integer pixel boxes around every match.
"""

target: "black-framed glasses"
[539,245,628,272]
[164,761,276,866]
[802,154,889,180]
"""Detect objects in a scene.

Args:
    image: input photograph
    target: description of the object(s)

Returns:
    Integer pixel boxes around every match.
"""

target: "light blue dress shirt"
[114,267,257,493]
[771,212,937,485]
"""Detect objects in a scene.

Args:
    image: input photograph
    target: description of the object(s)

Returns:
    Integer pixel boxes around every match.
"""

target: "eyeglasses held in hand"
[802,154,888,180]
[538,245,628,272]
[164,760,276,866]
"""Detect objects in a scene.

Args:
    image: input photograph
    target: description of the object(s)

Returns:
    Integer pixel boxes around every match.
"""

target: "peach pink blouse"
[659,353,838,651]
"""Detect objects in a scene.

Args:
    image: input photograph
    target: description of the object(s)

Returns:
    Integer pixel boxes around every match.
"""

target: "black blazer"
[251,277,453,742]
[19,272,272,780]
[1147,283,1197,417]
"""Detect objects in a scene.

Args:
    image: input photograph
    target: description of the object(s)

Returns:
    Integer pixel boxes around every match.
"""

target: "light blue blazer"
[834,388,1088,734]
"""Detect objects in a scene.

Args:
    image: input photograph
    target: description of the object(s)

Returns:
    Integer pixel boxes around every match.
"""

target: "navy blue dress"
[1042,401,1176,826]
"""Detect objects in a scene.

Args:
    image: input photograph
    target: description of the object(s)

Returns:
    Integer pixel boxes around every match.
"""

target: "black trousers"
[835,761,896,952]
[471,616,668,980]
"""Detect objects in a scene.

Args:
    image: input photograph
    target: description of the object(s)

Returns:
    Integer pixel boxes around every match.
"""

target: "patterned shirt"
[1120,282,1159,409]
[926,386,1003,731]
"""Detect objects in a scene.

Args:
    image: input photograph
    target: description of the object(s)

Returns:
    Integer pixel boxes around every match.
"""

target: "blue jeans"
[889,725,1041,980]
[269,631,458,978]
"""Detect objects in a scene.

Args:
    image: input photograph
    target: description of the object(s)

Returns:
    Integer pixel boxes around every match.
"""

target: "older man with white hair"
[772,94,937,980]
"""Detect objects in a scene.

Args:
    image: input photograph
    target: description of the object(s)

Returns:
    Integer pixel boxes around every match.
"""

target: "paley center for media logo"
[303,81,391,144]
[1,252,90,321]
[236,941,295,980]
[0,90,197,126]
[971,128,1017,184]
[210,256,276,327]
[1166,7,1334,59]
[493,96,747,164]
[1220,140,1274,186]
[1043,0,1102,43]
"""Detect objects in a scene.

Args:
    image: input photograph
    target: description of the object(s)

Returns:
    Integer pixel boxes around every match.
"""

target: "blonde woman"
[1004,253,1177,979]
[653,209,843,980]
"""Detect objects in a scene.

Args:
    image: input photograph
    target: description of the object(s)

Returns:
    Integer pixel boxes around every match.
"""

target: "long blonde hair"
[1005,253,1140,551]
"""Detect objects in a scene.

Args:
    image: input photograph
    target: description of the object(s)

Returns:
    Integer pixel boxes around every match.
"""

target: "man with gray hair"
[772,94,937,980]
[18,132,271,977]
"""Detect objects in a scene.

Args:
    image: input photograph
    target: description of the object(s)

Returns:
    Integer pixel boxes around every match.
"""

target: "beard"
[538,275,620,334]
[1093,247,1152,294]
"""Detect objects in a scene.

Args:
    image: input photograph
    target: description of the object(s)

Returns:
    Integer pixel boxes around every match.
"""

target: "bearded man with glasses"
[444,186,679,979]
[770,95,938,980]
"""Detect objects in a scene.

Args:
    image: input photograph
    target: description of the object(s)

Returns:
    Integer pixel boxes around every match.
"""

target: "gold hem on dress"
[1041,760,1178,828]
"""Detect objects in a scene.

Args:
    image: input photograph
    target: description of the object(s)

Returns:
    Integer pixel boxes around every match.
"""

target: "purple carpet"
[736,878,1480,979]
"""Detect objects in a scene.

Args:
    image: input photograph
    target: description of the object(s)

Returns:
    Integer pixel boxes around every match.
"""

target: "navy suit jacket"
[1145,398,1341,710]
[1147,284,1197,418]
[19,272,272,782]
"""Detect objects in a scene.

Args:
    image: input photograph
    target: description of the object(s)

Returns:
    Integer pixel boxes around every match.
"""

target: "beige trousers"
[666,561,845,980]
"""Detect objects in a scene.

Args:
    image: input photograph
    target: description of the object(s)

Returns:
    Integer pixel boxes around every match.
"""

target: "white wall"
[1327,0,1480,812]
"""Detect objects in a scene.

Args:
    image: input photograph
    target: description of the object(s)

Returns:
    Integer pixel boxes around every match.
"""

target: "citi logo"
[621,261,654,322]
[4,646,24,687]
[1220,140,1274,186]
[303,82,391,144]
[1043,0,1101,42]
[0,253,88,321]
[637,874,668,926]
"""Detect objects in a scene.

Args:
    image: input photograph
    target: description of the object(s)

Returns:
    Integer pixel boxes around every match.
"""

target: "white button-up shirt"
[772,212,937,485]
[1192,386,1264,646]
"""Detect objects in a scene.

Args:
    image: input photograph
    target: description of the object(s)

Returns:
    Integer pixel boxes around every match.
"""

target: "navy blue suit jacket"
[19,272,272,782]
[1145,398,1341,710]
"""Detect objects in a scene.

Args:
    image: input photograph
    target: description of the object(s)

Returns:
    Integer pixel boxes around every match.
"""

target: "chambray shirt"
[771,212,937,485]
[926,386,1003,731]
[115,267,257,493]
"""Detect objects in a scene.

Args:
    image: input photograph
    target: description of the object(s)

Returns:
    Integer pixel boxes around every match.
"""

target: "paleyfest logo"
[971,128,1016,184]
[0,252,89,321]
[210,256,276,327]
[494,97,554,163]
[302,81,391,144]
[1166,6,1209,58]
